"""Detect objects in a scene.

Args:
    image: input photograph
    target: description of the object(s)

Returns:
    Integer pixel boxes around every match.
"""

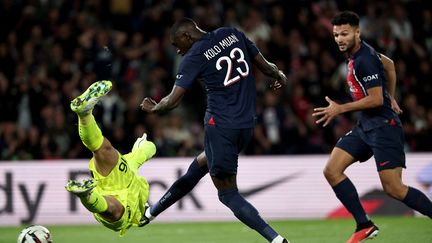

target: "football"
[17,225,53,243]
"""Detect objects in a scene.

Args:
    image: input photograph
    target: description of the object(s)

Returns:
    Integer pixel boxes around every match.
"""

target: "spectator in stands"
[0,0,431,160]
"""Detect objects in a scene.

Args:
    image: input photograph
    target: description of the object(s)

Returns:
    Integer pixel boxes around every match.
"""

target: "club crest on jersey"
[347,81,358,92]
[363,74,378,82]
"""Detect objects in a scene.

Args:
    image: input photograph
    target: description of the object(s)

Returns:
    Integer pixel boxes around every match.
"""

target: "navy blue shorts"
[336,123,406,171]
[204,124,253,177]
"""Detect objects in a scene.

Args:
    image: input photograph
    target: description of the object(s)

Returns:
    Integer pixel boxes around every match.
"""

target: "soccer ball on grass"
[17,225,53,243]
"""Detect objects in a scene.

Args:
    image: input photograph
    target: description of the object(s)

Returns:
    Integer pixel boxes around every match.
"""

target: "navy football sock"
[402,186,432,218]
[150,158,208,217]
[332,178,370,226]
[218,188,278,241]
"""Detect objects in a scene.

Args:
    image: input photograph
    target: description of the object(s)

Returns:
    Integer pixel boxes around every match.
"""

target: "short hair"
[331,11,360,27]
[170,18,197,37]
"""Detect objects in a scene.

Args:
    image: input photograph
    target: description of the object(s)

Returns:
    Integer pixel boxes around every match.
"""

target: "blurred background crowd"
[0,0,431,160]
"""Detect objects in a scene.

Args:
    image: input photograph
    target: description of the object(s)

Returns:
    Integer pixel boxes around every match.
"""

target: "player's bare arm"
[312,86,383,127]
[380,53,402,114]
[140,85,186,113]
[253,53,287,90]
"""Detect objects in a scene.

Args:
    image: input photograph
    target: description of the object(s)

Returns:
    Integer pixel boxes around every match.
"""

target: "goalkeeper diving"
[65,80,155,236]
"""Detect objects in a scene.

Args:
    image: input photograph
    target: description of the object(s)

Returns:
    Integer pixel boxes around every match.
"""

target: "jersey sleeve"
[235,29,260,58]
[174,53,203,89]
[354,55,383,89]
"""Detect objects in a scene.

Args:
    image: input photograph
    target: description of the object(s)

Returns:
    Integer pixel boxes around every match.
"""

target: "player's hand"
[390,97,403,115]
[312,96,342,127]
[132,133,148,152]
[139,133,148,141]
[270,70,287,90]
[140,97,157,113]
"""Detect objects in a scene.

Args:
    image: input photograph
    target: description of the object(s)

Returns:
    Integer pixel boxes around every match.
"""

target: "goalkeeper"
[65,80,156,236]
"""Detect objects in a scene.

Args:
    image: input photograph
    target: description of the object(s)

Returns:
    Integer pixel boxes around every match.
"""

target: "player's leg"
[123,133,157,172]
[212,175,287,243]
[212,177,288,243]
[374,124,432,219]
[325,128,378,242]
[323,147,356,185]
[66,178,124,221]
[379,167,432,218]
[70,80,117,175]
[65,152,125,222]
[325,142,372,227]
[140,151,208,226]
[207,126,288,243]
[67,80,125,222]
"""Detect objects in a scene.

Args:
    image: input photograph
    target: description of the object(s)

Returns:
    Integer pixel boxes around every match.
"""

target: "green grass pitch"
[2,217,431,243]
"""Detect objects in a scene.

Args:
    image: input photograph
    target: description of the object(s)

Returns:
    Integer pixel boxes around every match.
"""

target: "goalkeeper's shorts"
[90,153,150,236]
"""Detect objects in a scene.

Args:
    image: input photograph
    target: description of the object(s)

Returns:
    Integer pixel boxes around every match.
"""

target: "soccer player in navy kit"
[140,18,289,243]
[312,11,432,243]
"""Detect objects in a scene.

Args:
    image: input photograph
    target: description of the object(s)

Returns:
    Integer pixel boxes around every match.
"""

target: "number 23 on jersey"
[216,47,250,86]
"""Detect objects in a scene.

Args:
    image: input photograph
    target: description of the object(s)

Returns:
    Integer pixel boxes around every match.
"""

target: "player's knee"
[382,183,406,200]
[104,196,125,221]
[323,165,338,182]
[110,206,124,221]
[218,192,229,206]
[218,188,238,206]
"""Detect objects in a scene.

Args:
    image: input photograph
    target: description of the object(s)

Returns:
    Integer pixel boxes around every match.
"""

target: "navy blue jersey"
[346,41,401,130]
[174,27,260,128]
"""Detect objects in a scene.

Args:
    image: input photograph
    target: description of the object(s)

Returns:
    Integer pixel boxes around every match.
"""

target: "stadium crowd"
[0,0,431,160]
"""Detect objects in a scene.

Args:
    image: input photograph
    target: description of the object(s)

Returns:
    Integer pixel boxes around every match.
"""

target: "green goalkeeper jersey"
[89,153,150,236]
